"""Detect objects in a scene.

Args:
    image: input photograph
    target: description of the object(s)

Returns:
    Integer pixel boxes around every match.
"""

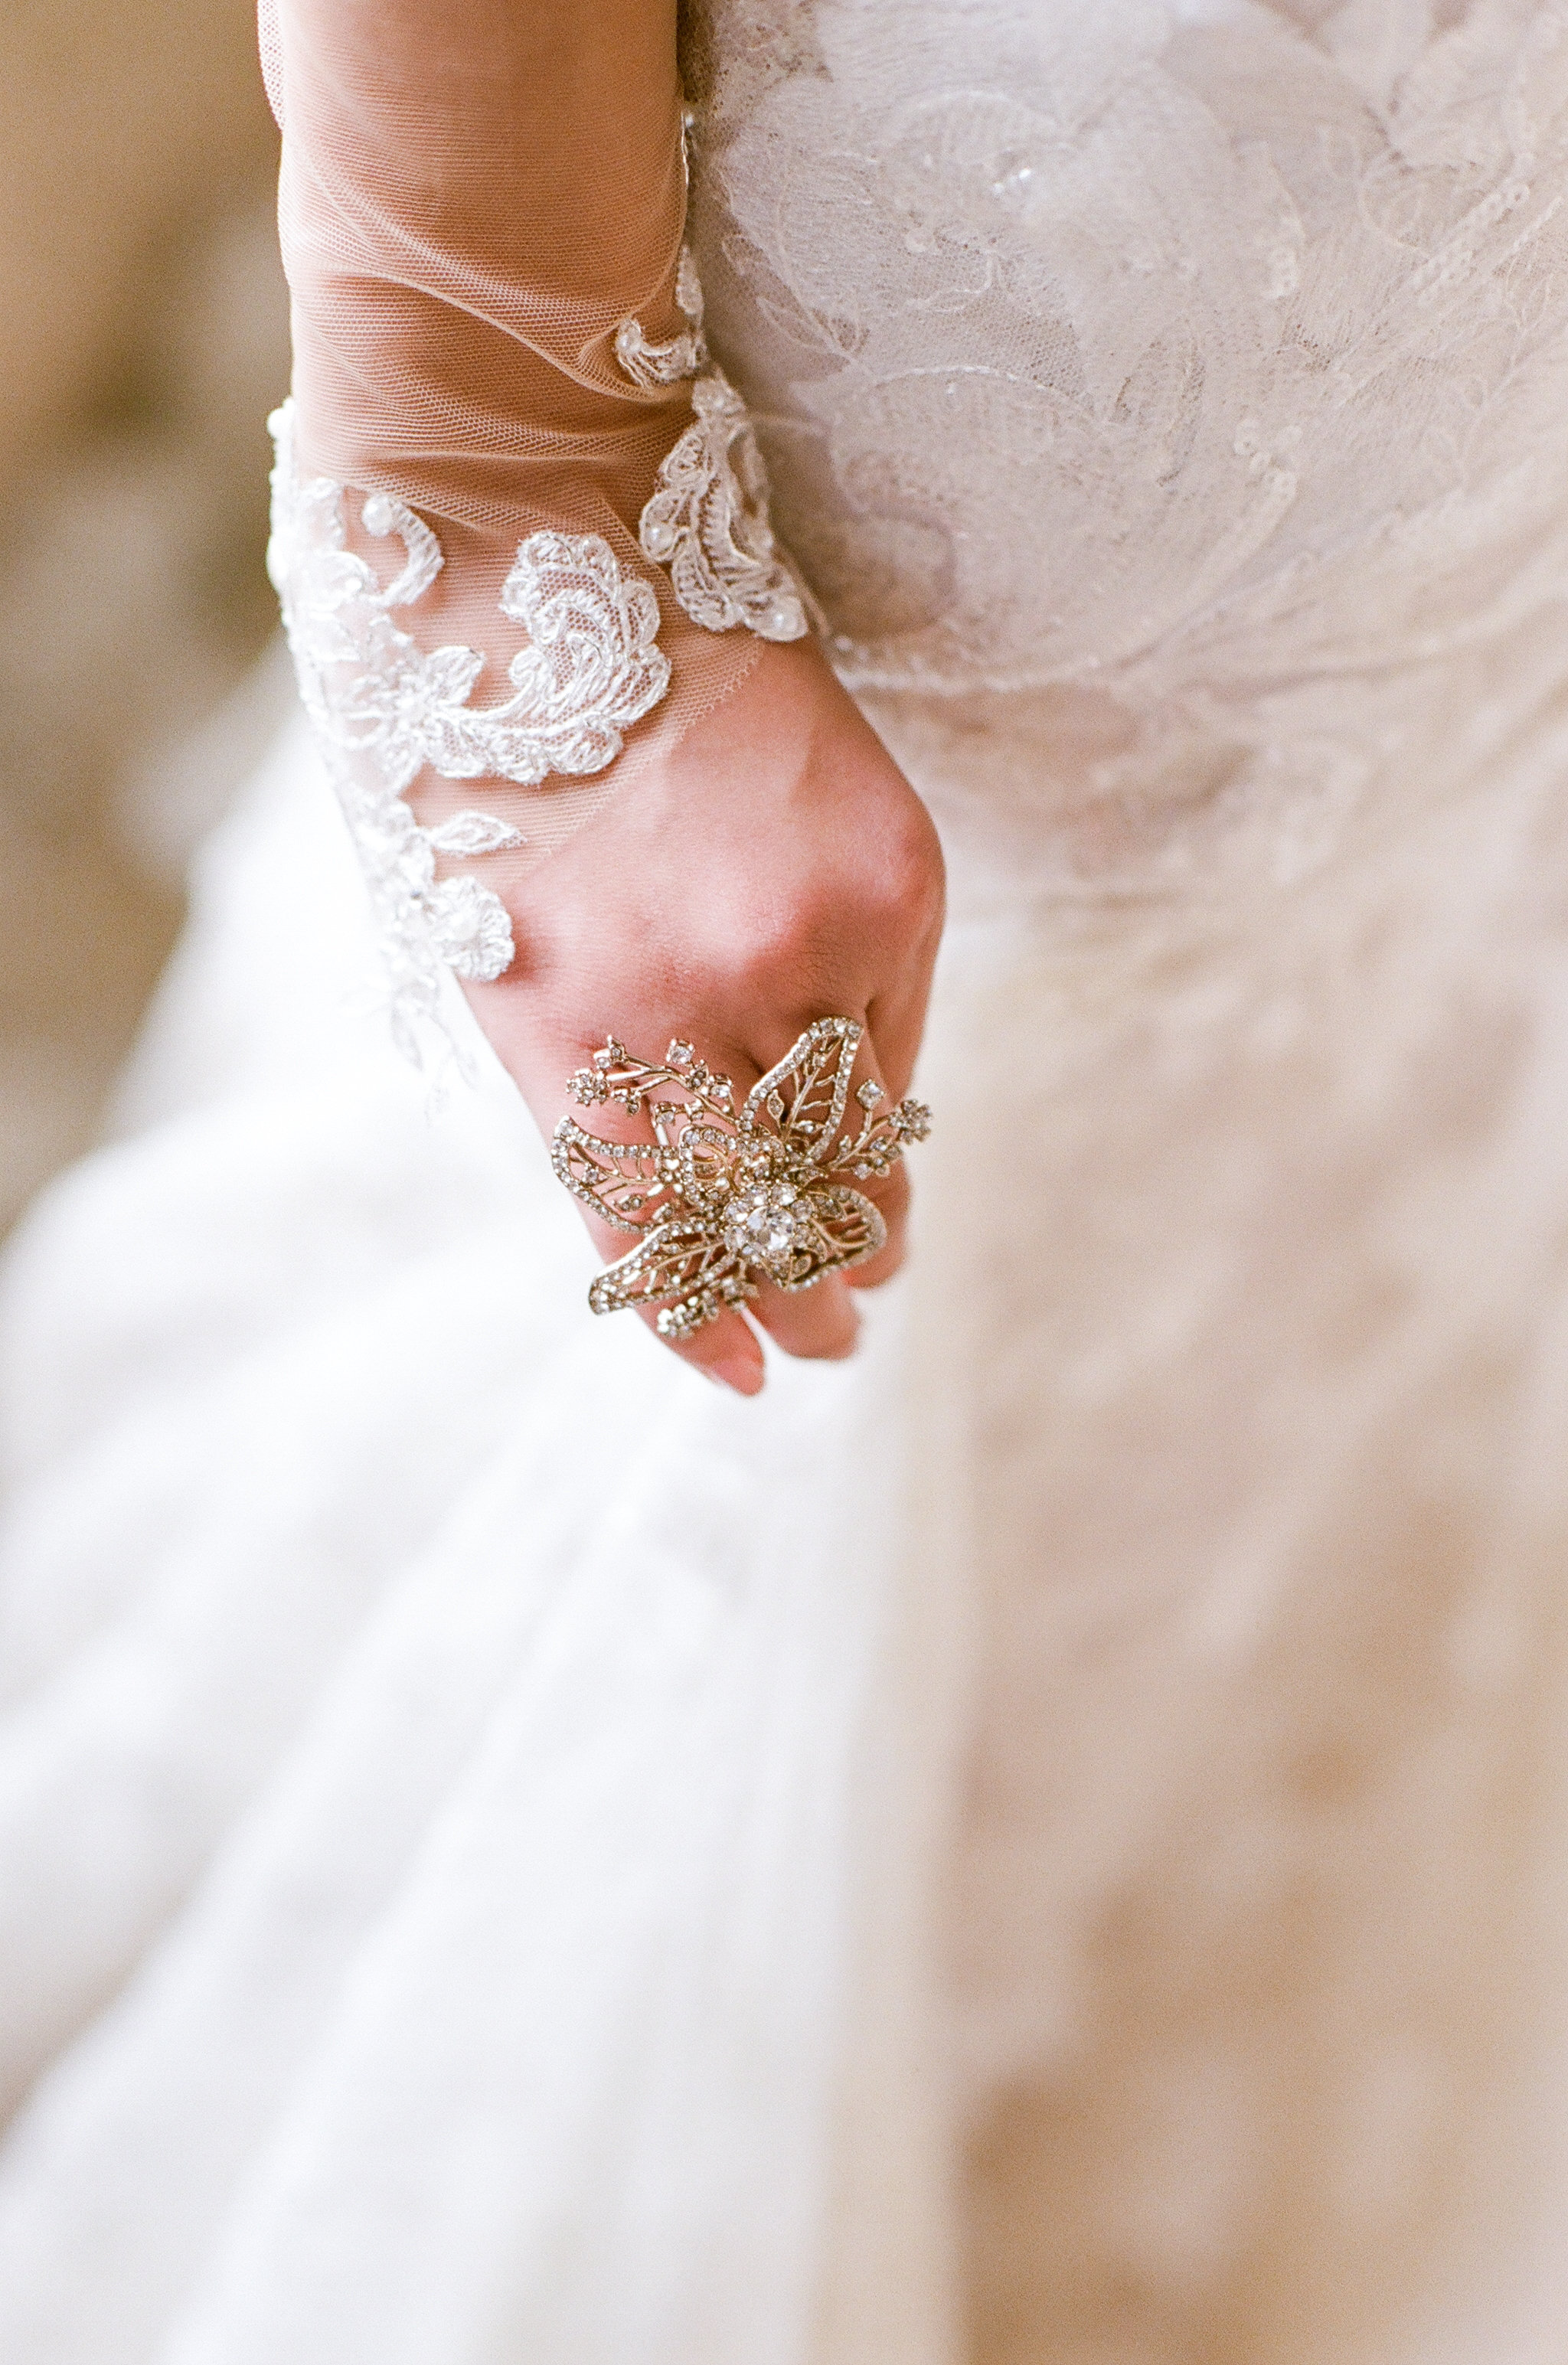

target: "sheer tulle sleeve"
[260,0,805,1056]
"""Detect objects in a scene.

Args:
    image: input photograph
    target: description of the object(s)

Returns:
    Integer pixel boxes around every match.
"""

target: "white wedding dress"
[5,4,1568,2360]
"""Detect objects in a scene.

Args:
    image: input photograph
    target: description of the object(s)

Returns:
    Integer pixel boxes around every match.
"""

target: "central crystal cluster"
[722,1178,811,1271]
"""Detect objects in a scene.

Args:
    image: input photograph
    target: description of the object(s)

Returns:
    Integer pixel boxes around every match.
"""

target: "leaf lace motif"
[619,254,808,642]
[615,250,710,387]
[266,399,671,1057]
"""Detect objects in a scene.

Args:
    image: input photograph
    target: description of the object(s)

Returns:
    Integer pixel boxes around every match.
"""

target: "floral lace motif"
[619,254,808,642]
[267,400,671,1055]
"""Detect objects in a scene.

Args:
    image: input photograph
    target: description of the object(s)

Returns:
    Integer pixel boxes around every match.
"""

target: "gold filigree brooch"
[551,1017,932,1341]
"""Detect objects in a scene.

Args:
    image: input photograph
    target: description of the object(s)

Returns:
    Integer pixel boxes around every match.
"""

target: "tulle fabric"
[260,0,760,865]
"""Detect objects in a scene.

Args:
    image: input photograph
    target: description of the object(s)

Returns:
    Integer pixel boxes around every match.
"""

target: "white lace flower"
[482,531,670,780]
[427,875,518,982]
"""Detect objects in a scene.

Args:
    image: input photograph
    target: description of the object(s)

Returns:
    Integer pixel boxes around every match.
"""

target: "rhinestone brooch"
[551,1018,932,1341]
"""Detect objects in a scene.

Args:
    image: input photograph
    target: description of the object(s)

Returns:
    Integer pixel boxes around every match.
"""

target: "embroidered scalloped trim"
[267,400,671,1059]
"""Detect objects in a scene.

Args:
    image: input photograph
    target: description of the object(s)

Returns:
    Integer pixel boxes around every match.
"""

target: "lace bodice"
[688,0,1568,880]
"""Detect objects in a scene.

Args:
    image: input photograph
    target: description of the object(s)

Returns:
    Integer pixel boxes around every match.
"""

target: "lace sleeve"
[260,0,805,1062]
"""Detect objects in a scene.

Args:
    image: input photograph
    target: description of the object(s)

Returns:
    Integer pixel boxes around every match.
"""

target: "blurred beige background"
[0,0,291,1232]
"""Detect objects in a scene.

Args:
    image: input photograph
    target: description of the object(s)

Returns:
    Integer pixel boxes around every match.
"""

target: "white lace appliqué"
[267,400,670,1050]
[619,256,808,642]
[616,250,710,388]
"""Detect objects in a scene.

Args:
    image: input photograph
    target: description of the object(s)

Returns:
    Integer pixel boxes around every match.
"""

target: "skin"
[462,636,946,1393]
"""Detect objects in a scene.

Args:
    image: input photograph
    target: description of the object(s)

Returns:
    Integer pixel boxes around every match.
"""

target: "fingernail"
[708,1356,766,1397]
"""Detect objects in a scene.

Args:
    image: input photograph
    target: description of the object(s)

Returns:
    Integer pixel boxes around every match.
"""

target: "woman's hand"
[461,636,946,1394]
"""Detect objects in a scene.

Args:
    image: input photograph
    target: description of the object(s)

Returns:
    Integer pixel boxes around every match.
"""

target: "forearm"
[263,0,791,1011]
[267,0,691,531]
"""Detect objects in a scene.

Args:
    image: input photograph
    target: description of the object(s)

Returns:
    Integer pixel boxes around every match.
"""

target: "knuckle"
[727,901,834,1001]
[857,805,946,936]
[690,797,945,1009]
